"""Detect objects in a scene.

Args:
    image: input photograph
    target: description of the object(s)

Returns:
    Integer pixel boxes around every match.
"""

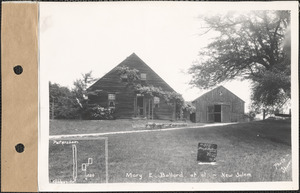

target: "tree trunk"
[263,109,266,120]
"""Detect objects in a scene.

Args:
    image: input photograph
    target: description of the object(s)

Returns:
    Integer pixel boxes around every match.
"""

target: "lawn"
[49,139,107,183]
[50,119,204,135]
[49,119,292,183]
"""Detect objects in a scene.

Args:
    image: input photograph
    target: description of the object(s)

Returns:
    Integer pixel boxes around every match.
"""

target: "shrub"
[82,105,115,120]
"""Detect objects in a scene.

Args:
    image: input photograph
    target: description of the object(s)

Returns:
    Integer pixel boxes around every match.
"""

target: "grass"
[49,119,292,183]
[50,119,204,135]
[49,139,107,183]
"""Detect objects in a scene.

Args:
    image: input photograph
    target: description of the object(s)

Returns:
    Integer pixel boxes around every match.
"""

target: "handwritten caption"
[273,154,291,174]
[125,171,251,180]
[52,140,79,145]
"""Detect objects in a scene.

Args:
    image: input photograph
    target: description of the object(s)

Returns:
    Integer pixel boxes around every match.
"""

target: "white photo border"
[38,1,299,191]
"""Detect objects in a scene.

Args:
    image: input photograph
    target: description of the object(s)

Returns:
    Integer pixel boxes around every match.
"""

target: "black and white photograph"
[38,1,298,191]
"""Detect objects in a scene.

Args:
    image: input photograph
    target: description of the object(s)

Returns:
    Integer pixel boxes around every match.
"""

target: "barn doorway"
[214,105,221,122]
[207,104,229,123]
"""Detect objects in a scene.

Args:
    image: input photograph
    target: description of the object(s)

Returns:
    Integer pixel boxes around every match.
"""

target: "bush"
[82,105,115,120]
[248,111,256,121]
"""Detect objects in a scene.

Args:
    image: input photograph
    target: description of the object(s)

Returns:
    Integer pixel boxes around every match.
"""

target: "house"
[192,86,245,123]
[86,53,177,120]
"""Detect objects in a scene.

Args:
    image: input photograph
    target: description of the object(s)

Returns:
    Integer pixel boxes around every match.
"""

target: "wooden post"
[152,99,154,120]
[263,109,266,120]
[148,99,150,119]
[143,96,146,117]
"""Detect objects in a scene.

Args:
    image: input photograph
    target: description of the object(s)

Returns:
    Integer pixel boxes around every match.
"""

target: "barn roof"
[87,53,176,92]
[192,85,245,103]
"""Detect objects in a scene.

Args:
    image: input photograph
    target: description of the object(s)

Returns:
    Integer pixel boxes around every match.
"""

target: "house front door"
[136,95,144,117]
[145,98,154,119]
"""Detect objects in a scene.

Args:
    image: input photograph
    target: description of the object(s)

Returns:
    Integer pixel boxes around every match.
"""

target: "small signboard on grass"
[197,143,217,164]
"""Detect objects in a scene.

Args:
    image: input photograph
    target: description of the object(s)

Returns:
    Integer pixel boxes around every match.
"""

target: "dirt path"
[49,122,238,139]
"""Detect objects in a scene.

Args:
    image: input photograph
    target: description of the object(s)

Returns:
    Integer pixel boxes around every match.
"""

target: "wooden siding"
[88,86,136,118]
[88,53,175,92]
[153,99,175,120]
[193,86,245,123]
[87,53,176,119]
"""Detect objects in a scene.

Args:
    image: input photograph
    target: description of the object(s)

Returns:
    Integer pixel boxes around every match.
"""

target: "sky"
[40,2,259,112]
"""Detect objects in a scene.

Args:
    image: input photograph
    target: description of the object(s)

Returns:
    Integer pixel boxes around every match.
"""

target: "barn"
[86,53,177,120]
[192,86,245,123]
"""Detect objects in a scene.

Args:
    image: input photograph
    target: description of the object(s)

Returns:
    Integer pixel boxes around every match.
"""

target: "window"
[108,94,116,100]
[141,73,147,80]
[108,94,116,108]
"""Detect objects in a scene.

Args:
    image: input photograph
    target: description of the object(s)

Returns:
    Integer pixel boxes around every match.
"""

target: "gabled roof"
[87,53,176,92]
[192,85,245,103]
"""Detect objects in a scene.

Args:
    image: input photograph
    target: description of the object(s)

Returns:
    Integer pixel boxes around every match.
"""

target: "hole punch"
[13,65,23,75]
[15,143,25,153]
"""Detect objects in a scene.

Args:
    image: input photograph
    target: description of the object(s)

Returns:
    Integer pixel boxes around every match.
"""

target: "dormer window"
[141,73,147,81]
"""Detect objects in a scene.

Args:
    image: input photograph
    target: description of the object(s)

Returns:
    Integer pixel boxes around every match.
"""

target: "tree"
[72,71,97,118]
[49,82,79,119]
[189,10,291,113]
[73,71,97,101]
[49,71,97,119]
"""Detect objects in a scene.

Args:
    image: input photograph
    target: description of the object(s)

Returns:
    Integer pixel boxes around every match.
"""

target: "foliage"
[49,71,97,119]
[115,66,141,85]
[189,10,291,110]
[115,66,186,110]
[49,82,79,119]
[251,70,290,107]
[247,111,256,121]
[135,84,185,107]
[73,71,97,102]
[82,105,115,120]
[72,71,97,117]
[182,101,196,113]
